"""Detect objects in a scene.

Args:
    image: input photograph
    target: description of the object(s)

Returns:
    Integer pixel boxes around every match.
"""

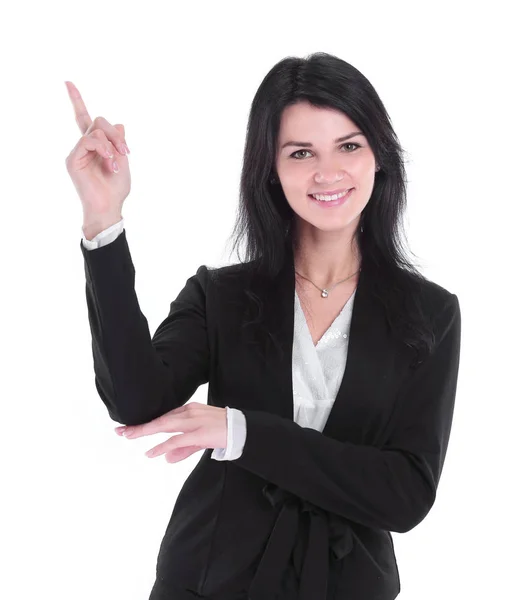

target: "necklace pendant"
[321,289,329,298]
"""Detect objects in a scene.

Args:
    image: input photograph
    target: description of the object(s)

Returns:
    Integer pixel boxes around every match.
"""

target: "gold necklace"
[295,267,361,298]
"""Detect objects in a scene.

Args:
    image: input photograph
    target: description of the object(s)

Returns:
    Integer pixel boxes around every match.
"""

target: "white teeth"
[311,188,351,201]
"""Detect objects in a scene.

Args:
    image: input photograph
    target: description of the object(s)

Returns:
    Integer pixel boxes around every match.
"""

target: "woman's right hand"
[64,81,131,229]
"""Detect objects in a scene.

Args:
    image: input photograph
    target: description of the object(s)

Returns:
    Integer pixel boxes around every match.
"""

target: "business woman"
[66,52,461,600]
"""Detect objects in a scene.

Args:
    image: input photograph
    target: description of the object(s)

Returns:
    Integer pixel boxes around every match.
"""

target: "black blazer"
[80,229,461,600]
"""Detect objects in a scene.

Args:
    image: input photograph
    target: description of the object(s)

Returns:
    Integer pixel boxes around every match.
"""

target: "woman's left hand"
[114,402,228,463]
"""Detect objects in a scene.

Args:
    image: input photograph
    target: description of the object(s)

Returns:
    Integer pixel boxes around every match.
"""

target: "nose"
[314,159,345,184]
[315,170,344,185]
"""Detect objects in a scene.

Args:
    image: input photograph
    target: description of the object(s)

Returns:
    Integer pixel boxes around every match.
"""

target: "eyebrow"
[280,131,364,150]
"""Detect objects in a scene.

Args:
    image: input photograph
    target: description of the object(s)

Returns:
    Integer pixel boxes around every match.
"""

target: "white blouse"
[81,218,356,461]
[212,287,355,460]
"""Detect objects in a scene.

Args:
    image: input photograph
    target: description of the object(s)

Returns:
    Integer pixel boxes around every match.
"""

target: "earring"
[270,174,278,184]
[375,164,380,172]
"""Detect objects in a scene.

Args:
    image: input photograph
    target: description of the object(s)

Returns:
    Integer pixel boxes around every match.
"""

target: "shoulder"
[411,273,460,337]
[377,265,458,317]
[384,266,460,339]
[382,269,461,367]
[188,261,255,297]
[196,261,254,283]
[173,262,254,314]
[415,274,458,309]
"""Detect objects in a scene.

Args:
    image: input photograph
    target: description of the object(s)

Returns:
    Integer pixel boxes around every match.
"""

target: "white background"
[1,1,528,598]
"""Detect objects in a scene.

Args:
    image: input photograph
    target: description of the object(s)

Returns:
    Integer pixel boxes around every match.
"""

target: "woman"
[66,52,461,600]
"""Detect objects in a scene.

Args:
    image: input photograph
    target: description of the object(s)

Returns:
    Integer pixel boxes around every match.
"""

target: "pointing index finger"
[65,81,92,134]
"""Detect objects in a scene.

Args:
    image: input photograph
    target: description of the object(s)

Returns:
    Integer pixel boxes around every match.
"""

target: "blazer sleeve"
[231,293,461,534]
[80,229,210,426]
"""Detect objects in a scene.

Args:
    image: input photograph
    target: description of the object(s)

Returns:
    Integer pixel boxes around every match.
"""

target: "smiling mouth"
[309,188,354,202]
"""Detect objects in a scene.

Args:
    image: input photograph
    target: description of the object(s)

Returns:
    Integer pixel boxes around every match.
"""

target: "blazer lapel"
[268,246,402,446]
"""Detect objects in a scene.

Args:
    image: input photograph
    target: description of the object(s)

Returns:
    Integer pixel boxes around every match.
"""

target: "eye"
[289,142,361,160]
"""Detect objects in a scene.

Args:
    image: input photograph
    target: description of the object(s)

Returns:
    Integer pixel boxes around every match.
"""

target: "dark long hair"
[223,52,436,365]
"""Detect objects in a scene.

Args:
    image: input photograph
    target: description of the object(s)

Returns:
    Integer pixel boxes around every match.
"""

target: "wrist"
[82,215,122,240]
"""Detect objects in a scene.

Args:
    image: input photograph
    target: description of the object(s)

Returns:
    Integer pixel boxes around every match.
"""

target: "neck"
[292,221,361,287]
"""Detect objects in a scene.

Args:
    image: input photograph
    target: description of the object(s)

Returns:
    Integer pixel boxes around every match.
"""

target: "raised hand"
[64,81,131,238]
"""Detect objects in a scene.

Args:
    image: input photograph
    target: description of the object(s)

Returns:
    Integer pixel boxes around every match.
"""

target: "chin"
[298,214,358,233]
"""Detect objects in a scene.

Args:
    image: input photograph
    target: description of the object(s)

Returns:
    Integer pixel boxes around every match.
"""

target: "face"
[275,101,377,235]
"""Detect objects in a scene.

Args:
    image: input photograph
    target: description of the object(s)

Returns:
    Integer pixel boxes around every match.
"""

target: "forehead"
[278,102,360,139]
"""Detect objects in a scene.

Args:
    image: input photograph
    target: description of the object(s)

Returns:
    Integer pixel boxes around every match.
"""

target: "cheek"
[350,153,374,172]
[279,168,301,187]
[279,176,307,202]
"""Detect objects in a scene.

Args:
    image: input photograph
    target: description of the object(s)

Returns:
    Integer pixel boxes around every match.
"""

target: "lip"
[308,187,353,208]
[308,187,352,196]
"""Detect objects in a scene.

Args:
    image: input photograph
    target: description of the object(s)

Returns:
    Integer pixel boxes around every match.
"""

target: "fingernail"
[118,143,128,155]
[112,161,119,173]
